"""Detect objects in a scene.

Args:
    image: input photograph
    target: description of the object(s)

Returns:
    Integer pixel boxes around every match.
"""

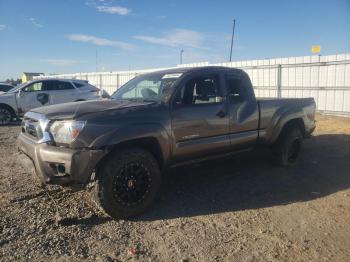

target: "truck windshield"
[111,73,182,102]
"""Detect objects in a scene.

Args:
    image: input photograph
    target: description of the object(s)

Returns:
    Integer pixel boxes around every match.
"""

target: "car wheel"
[0,107,13,125]
[272,126,303,166]
[94,148,162,219]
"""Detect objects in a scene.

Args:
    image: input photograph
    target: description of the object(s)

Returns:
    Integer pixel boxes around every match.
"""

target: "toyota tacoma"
[17,66,316,218]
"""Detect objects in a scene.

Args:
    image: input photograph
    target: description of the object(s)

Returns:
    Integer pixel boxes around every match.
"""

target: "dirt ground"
[0,114,350,261]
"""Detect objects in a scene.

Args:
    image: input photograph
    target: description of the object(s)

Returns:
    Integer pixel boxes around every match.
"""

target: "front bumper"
[17,133,106,185]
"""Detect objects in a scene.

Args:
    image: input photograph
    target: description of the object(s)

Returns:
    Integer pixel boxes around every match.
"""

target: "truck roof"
[31,78,88,82]
[143,66,244,76]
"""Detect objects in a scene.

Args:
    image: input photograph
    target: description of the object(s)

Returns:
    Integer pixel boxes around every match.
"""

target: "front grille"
[26,123,37,137]
[21,112,51,144]
[22,118,43,140]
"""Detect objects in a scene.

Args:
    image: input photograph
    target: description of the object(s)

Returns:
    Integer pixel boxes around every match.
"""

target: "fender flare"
[90,123,172,167]
[267,106,305,144]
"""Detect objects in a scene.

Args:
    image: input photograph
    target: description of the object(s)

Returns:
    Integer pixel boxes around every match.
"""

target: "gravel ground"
[1,114,350,261]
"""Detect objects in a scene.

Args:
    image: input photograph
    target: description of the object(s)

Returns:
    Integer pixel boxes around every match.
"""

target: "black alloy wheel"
[112,162,151,206]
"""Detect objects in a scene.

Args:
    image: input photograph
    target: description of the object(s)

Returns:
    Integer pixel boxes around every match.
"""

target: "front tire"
[272,126,303,166]
[94,148,162,219]
[0,107,13,125]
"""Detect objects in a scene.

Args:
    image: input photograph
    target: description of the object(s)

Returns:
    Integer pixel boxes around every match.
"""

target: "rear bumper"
[17,133,106,185]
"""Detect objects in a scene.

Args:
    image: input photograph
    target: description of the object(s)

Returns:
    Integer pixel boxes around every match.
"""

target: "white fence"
[36,54,350,116]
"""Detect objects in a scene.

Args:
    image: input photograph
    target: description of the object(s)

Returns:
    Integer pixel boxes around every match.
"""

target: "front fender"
[90,123,172,166]
[0,93,18,114]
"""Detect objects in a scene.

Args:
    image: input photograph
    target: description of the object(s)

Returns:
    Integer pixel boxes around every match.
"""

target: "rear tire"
[0,106,13,125]
[93,148,162,219]
[272,126,303,166]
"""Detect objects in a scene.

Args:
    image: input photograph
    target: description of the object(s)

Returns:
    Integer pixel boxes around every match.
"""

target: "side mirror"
[18,89,24,97]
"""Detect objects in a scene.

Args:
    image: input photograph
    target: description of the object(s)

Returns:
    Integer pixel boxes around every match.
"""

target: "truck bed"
[257,97,316,142]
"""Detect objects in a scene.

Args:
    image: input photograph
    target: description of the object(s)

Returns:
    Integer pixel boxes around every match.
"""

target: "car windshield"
[7,82,30,93]
[111,72,182,102]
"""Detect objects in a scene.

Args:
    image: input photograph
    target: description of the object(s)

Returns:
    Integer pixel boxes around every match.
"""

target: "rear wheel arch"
[271,123,303,166]
[278,118,306,140]
[270,117,305,145]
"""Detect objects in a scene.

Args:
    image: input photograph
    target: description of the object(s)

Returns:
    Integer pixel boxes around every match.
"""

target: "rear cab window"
[225,75,245,101]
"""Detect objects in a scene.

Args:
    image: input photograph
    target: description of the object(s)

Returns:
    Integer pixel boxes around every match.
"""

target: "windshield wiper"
[113,97,158,103]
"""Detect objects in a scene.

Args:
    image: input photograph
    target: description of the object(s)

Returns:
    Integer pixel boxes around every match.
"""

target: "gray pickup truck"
[17,66,316,218]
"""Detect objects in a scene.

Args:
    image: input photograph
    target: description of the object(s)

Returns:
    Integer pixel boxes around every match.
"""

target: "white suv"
[0,83,14,94]
[0,79,104,124]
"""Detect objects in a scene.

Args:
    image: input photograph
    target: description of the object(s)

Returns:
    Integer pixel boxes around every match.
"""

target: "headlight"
[49,120,86,144]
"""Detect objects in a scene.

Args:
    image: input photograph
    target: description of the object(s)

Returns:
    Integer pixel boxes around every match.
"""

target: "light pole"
[229,19,236,62]
[95,48,98,72]
[180,49,184,64]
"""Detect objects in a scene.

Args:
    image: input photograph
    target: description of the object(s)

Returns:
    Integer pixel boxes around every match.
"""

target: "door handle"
[216,110,226,118]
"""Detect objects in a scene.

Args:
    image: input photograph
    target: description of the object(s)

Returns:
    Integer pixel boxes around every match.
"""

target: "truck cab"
[170,67,260,162]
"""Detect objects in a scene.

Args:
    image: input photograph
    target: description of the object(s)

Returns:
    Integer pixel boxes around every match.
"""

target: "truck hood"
[30,99,155,120]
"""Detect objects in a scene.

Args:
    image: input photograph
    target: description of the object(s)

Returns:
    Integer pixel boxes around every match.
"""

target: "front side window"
[112,73,181,101]
[24,82,43,92]
[174,75,223,106]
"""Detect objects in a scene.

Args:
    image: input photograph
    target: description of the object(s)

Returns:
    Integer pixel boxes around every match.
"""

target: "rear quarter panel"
[76,85,101,100]
[258,98,316,144]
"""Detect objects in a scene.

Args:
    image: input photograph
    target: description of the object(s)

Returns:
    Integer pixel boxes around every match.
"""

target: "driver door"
[171,72,230,162]
[17,81,51,112]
